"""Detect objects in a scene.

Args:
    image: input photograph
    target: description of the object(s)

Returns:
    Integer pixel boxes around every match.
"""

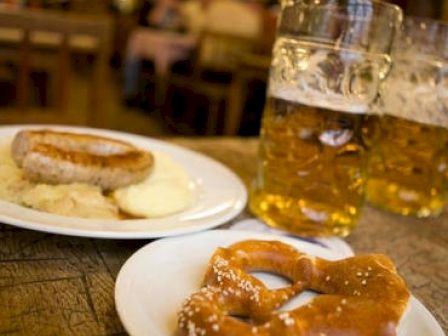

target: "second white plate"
[115,230,445,336]
[0,125,247,239]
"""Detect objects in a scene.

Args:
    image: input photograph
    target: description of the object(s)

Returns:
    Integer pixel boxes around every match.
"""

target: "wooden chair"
[0,8,112,126]
[164,30,259,135]
[226,53,271,135]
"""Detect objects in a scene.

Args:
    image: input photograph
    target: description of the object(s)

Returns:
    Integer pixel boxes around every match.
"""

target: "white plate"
[115,230,445,336]
[0,125,247,239]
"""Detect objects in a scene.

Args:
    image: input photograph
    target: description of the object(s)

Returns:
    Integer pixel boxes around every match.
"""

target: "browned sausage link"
[11,130,153,190]
[12,130,136,165]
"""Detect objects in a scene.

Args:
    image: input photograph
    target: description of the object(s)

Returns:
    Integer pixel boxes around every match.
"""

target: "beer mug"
[249,0,402,237]
[367,17,448,218]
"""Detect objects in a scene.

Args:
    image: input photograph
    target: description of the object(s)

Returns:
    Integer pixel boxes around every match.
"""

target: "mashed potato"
[113,151,194,217]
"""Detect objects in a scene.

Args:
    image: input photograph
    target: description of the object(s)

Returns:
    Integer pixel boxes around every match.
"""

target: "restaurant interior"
[0,0,446,335]
[0,0,445,136]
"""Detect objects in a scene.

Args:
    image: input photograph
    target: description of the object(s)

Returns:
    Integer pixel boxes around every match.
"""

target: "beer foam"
[269,84,369,114]
[381,58,448,128]
[269,37,387,115]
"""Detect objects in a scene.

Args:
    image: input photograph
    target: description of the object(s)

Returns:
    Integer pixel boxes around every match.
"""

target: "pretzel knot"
[178,240,410,336]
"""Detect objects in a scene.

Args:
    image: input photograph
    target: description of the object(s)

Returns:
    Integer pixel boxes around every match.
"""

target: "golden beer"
[250,0,401,236]
[365,16,448,218]
[367,115,448,217]
[250,96,379,237]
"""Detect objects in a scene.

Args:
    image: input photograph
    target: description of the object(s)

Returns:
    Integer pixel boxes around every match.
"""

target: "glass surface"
[250,0,402,236]
[367,17,448,218]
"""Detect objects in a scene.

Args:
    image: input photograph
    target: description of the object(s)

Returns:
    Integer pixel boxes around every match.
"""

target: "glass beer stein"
[367,17,448,218]
[249,0,402,236]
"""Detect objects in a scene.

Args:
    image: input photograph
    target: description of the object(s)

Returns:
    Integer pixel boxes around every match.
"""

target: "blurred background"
[0,0,446,137]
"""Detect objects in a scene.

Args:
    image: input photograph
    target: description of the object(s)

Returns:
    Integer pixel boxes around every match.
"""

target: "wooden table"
[0,138,446,335]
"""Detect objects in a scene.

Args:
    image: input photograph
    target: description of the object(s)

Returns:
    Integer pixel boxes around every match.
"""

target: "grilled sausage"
[12,130,153,190]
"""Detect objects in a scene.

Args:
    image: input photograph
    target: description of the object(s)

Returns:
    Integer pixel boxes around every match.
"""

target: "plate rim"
[114,229,446,336]
[115,229,337,336]
[0,125,248,239]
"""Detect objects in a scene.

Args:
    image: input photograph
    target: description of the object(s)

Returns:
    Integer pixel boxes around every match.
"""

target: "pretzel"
[11,130,153,190]
[178,240,410,336]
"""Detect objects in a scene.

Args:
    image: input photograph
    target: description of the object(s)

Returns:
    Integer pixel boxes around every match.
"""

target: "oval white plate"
[0,125,247,239]
[115,230,445,336]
